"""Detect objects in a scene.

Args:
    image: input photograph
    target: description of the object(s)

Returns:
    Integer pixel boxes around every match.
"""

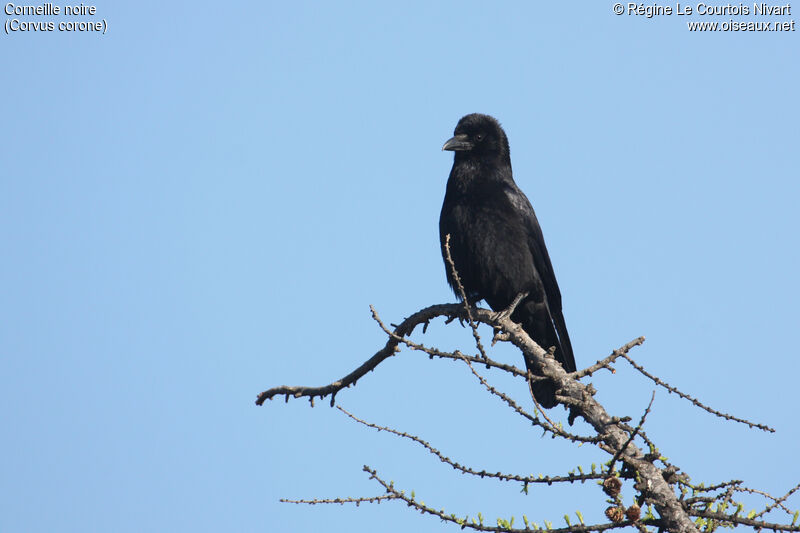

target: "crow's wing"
[504,183,576,372]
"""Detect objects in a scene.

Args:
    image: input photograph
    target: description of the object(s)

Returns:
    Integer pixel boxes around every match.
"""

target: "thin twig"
[363,465,658,533]
[338,406,613,485]
[572,337,646,379]
[528,373,579,437]
[280,494,395,505]
[731,486,792,515]
[444,234,490,361]
[255,302,465,406]
[620,354,775,433]
[368,307,600,443]
[679,479,743,494]
[753,481,800,519]
[448,342,601,444]
[688,509,800,532]
[607,391,656,474]
[373,311,535,381]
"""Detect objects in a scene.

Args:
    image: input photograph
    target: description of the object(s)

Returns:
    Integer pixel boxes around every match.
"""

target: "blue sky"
[2,2,798,532]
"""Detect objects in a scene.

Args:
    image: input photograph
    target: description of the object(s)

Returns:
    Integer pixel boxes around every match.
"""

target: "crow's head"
[442,113,510,163]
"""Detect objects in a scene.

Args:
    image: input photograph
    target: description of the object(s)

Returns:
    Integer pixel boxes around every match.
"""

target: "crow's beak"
[442,134,472,151]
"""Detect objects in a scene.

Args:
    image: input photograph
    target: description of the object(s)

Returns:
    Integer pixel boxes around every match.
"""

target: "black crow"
[439,113,575,408]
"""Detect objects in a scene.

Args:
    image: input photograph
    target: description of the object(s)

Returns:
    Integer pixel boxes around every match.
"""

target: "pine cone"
[605,506,625,523]
[603,477,623,497]
[626,504,641,522]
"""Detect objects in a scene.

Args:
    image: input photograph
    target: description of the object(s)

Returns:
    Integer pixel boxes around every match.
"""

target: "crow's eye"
[475,133,485,141]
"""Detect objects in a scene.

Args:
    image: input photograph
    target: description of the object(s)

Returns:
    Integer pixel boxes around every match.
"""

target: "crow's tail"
[514,301,575,409]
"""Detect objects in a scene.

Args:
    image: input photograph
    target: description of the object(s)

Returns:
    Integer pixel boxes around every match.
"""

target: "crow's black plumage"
[439,113,575,408]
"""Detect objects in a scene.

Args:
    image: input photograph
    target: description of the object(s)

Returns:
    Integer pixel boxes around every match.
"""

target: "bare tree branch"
[688,509,800,531]
[255,303,461,406]
[363,465,656,533]
[572,337,646,379]
[444,233,490,362]
[259,241,795,532]
[753,481,800,519]
[280,494,396,505]
[619,353,775,433]
[338,405,616,486]
[606,391,656,475]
